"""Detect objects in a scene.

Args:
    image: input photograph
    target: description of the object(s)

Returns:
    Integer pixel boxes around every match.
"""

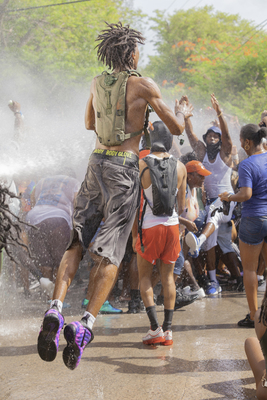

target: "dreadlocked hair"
[0,182,32,263]
[95,21,145,71]
[260,290,267,326]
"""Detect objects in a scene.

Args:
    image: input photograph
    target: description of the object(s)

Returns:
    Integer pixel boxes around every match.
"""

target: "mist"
[0,55,96,185]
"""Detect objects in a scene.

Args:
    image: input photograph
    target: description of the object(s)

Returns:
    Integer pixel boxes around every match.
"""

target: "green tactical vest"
[95,70,145,146]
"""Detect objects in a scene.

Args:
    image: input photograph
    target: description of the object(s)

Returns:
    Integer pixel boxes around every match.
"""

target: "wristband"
[176,110,185,118]
[217,112,222,118]
[227,193,232,201]
[14,111,22,116]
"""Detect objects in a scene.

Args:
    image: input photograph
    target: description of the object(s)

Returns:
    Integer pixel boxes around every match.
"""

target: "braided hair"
[0,182,31,262]
[240,124,267,147]
[95,22,145,71]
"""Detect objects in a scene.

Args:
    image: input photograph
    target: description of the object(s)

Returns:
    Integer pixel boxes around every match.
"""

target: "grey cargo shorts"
[70,149,140,267]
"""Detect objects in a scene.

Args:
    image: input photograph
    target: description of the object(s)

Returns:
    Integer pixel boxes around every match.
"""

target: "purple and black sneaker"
[63,319,94,370]
[37,307,64,362]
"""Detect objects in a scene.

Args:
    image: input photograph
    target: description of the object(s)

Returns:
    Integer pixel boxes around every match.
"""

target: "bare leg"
[85,253,118,317]
[206,247,216,272]
[240,240,267,320]
[84,263,98,302]
[53,244,83,302]
[137,253,154,308]
[181,260,200,290]
[258,253,266,276]
[159,261,175,310]
[220,251,241,278]
[129,254,139,291]
[245,337,266,390]
[202,222,215,239]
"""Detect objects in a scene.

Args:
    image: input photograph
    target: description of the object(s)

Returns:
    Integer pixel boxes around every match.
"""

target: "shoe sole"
[185,232,198,251]
[127,309,141,314]
[37,314,61,362]
[238,322,255,328]
[98,310,123,314]
[143,337,165,345]
[206,286,222,295]
[161,339,173,346]
[206,289,218,295]
[63,324,81,370]
[174,297,197,309]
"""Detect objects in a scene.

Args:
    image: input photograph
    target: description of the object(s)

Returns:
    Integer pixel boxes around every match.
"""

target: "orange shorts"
[136,224,180,265]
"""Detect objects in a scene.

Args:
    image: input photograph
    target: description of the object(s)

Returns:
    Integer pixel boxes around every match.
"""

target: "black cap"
[150,121,173,153]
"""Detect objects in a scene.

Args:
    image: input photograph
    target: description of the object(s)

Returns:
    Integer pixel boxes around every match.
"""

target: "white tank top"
[202,152,233,199]
[142,154,179,229]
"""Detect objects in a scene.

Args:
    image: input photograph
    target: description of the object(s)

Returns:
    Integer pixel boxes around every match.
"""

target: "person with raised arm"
[37,22,193,370]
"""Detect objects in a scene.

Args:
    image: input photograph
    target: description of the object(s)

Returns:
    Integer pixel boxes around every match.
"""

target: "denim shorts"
[239,216,267,245]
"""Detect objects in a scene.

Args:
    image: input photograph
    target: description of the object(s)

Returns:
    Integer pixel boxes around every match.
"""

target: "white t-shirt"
[26,175,80,228]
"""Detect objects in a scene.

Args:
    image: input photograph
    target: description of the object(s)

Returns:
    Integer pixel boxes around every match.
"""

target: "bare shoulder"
[129,75,161,100]
[177,159,186,174]
[139,158,148,172]
[138,76,161,95]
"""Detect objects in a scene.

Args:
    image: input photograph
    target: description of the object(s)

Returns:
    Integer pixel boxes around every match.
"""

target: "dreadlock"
[95,22,145,71]
[0,182,32,263]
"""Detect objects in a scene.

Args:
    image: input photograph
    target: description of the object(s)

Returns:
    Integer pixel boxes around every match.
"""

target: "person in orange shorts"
[133,121,187,346]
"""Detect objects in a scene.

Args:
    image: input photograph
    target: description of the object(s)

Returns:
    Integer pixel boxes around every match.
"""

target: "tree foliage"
[0,0,144,86]
[143,6,267,123]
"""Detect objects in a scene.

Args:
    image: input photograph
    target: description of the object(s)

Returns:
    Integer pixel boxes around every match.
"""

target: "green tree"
[143,6,267,122]
[0,0,145,108]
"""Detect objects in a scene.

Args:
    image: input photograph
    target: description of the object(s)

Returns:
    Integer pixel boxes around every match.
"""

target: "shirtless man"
[37,22,193,370]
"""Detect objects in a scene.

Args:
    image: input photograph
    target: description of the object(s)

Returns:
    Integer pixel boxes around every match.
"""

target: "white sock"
[208,269,217,283]
[82,311,96,331]
[258,275,264,281]
[50,299,63,313]
[198,234,206,247]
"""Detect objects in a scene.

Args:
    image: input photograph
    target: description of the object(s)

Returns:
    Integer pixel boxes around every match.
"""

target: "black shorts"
[28,218,70,270]
[70,150,140,267]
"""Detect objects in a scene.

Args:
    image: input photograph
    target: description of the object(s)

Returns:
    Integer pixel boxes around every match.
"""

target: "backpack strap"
[126,70,152,146]
[138,166,150,253]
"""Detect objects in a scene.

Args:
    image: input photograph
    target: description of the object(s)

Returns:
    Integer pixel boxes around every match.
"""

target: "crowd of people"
[1,21,267,398]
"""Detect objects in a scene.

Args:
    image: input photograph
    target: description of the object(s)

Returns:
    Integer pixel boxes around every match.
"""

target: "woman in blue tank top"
[219,124,267,328]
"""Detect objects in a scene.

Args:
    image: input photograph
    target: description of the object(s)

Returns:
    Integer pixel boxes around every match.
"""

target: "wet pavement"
[0,277,261,400]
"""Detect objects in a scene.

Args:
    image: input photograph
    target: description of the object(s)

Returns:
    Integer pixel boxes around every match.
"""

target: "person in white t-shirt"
[26,174,80,284]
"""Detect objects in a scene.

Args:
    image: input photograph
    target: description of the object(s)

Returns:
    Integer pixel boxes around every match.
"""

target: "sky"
[132,0,267,62]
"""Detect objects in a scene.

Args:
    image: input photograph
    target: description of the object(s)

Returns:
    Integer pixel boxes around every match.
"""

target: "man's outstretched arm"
[211,93,232,157]
[184,115,206,161]
[140,77,193,136]
[178,95,206,161]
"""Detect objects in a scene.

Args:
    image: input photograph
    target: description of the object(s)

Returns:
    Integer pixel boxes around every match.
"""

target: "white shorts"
[203,198,236,252]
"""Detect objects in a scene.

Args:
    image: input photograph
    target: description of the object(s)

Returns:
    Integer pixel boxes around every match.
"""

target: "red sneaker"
[142,327,165,345]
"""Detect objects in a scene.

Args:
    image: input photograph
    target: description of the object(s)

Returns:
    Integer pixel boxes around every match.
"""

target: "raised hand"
[210,93,222,116]
[8,100,21,114]
[175,96,194,119]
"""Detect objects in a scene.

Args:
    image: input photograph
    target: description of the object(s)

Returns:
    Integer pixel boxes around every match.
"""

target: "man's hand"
[175,95,194,119]
[210,93,222,116]
[8,101,21,114]
[185,220,198,233]
[219,191,231,202]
